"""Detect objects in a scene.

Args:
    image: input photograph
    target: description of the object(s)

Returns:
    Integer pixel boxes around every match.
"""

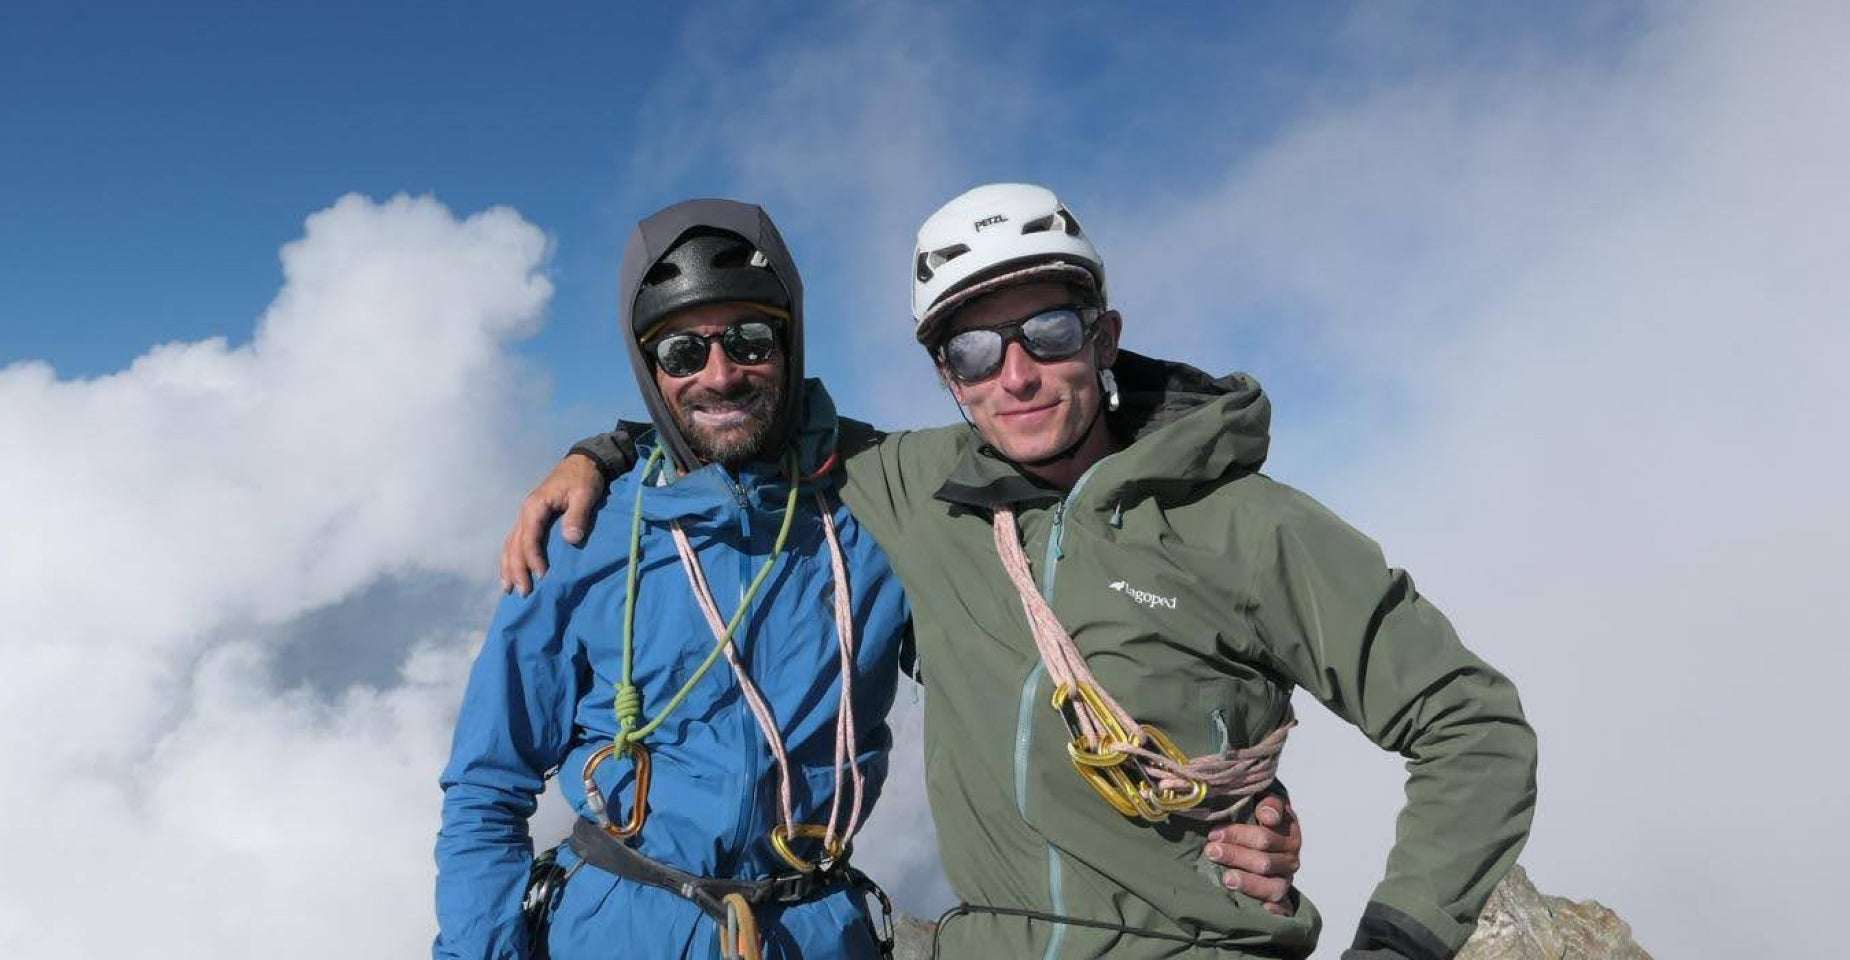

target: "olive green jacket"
[833,353,1536,960]
[573,351,1537,959]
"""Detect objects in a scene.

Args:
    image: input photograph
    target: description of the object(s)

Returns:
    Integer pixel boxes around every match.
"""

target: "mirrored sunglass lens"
[655,335,709,376]
[722,322,777,363]
[1022,310,1084,359]
[946,330,1003,380]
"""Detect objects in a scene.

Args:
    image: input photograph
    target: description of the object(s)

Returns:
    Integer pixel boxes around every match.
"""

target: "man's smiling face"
[647,302,786,466]
[942,281,1119,467]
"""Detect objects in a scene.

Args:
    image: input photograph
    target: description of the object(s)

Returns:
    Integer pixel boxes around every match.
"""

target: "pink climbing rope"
[993,506,1293,822]
[668,493,866,851]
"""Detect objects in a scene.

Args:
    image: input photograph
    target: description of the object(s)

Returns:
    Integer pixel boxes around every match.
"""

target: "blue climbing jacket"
[434,381,909,960]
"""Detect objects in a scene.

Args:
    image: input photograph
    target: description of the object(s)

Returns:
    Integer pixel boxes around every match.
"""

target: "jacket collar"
[933,350,1272,512]
[632,377,844,523]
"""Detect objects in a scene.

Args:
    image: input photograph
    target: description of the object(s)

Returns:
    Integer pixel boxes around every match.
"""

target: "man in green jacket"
[506,184,1536,959]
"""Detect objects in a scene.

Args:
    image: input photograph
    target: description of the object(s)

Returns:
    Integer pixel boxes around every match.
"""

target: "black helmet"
[630,228,792,338]
[618,199,807,475]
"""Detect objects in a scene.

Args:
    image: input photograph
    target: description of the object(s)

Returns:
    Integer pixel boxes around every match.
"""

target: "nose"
[698,341,749,391]
[995,341,1042,395]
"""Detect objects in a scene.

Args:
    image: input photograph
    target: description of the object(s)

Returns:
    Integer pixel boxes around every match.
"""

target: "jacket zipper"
[725,476,762,876]
[1012,457,1112,960]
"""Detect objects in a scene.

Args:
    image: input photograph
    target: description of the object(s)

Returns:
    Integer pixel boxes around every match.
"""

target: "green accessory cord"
[613,445,803,745]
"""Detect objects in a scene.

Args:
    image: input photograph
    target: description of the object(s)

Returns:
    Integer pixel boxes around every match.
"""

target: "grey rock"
[887,864,1652,959]
[1456,865,1654,960]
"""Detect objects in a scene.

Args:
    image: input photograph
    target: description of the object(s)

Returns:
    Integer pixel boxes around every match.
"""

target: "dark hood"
[618,199,806,475]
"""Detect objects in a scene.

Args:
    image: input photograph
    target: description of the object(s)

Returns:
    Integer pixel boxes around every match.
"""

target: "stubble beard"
[676,375,784,467]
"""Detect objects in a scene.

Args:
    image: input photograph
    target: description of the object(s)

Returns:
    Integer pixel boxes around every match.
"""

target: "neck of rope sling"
[579,446,866,873]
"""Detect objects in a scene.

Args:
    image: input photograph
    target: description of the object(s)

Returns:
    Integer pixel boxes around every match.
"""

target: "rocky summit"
[1456,865,1653,960]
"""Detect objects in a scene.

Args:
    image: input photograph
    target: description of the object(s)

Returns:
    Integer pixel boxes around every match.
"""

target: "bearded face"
[670,367,783,466]
[646,303,789,467]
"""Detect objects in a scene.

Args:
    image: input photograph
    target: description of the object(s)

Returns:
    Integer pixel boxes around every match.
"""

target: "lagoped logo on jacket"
[1107,579,1178,610]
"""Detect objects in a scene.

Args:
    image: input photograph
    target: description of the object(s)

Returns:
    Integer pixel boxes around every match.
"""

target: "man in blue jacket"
[435,199,910,959]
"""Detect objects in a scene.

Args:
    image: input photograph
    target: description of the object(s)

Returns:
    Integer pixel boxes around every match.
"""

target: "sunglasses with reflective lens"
[940,306,1098,383]
[649,320,782,378]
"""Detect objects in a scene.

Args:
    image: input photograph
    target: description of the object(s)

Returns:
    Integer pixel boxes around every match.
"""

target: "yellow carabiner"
[581,740,652,840]
[1052,682,1137,767]
[769,823,850,874]
[1073,761,1144,818]
[1139,725,1208,813]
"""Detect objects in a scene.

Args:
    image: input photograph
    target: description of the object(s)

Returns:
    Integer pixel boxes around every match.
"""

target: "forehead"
[947,281,1074,332]
[650,301,777,338]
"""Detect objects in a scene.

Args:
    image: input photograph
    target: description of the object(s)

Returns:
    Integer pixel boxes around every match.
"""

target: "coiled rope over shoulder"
[992,505,1293,823]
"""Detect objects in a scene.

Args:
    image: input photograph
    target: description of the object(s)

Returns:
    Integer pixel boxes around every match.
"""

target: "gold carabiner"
[581,739,652,839]
[720,892,762,960]
[1073,760,1147,819]
[1139,725,1208,813]
[769,823,850,874]
[1052,682,1137,767]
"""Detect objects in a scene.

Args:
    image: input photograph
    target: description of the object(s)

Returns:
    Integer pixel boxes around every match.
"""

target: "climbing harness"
[566,818,895,960]
[521,841,582,959]
[992,506,1294,824]
[575,445,874,954]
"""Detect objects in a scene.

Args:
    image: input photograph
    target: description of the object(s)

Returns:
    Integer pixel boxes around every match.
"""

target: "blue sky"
[1,0,1645,444]
[8,3,1846,957]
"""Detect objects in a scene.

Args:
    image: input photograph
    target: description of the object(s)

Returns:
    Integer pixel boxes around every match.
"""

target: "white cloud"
[0,194,554,958]
[1101,3,1850,957]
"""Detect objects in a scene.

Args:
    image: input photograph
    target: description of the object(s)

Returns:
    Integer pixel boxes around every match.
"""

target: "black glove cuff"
[1347,902,1451,960]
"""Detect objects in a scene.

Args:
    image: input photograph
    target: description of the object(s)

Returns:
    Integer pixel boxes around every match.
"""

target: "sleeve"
[566,421,646,482]
[433,538,588,960]
[1240,491,1538,960]
[835,420,962,550]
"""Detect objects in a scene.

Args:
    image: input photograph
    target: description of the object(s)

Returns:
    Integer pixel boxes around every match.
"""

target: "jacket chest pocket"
[1196,672,1290,756]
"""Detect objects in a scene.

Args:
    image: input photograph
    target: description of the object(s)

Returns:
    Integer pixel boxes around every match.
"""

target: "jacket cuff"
[566,423,642,481]
[1348,901,1454,960]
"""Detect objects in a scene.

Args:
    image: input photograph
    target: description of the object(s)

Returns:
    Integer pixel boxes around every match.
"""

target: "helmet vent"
[1020,212,1065,235]
[709,243,754,269]
[916,243,970,282]
[642,262,682,284]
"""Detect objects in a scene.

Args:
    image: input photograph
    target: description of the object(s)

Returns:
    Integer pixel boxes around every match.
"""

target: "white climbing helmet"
[910,183,1107,346]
